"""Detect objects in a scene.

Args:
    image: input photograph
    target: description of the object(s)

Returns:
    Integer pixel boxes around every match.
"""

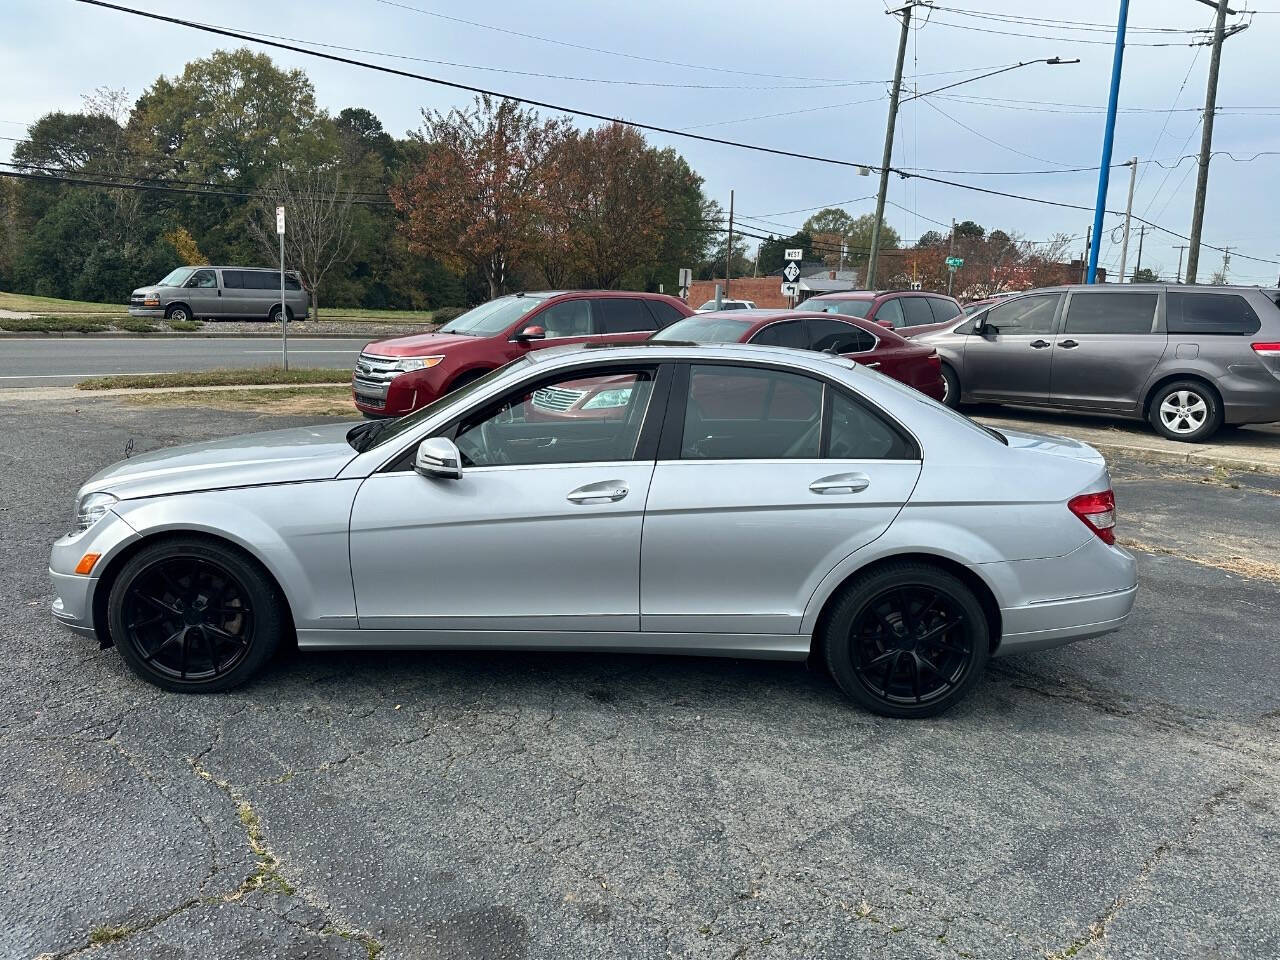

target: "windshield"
[653,315,754,344]
[346,362,524,452]
[157,267,195,287]
[438,295,548,336]
[801,298,873,318]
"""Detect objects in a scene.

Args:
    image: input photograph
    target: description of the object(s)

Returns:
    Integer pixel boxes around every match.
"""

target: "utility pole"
[1173,244,1189,283]
[866,1,914,289]
[1117,156,1138,284]
[1087,0,1129,283]
[1217,246,1232,283]
[1080,226,1092,283]
[1133,224,1147,281]
[1186,0,1246,284]
[724,189,734,296]
[946,217,957,296]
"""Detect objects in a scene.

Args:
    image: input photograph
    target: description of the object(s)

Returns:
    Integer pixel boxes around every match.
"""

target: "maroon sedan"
[353,290,691,417]
[798,290,963,338]
[652,309,945,401]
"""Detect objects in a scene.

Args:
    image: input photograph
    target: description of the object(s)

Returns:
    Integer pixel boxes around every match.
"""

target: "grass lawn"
[77,367,352,390]
[120,385,356,416]
[0,290,441,322]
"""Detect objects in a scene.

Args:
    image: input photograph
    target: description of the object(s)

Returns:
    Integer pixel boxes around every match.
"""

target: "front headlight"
[582,387,634,410]
[394,356,445,373]
[74,492,118,533]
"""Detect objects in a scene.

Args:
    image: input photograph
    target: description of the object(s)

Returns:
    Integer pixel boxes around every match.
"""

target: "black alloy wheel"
[823,563,989,718]
[109,539,283,692]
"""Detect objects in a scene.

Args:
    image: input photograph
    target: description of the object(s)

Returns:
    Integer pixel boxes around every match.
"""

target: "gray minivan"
[919,284,1280,442]
[128,266,310,323]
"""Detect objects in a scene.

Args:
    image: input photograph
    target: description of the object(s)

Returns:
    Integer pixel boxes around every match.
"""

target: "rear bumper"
[994,583,1137,655]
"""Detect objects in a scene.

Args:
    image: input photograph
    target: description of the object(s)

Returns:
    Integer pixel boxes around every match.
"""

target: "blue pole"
[1088,0,1129,284]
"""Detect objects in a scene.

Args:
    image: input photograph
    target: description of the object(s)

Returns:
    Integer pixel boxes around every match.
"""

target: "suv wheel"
[165,304,191,323]
[821,562,989,718]
[1149,380,1222,443]
[939,364,960,408]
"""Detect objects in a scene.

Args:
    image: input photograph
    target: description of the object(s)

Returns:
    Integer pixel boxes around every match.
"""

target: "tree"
[1133,267,1159,283]
[954,220,985,239]
[800,209,898,272]
[393,96,569,298]
[917,230,947,247]
[250,167,358,319]
[757,230,813,275]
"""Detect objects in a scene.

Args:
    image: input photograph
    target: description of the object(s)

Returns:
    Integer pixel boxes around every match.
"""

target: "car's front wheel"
[108,538,283,692]
[822,562,989,718]
[164,304,191,324]
[268,305,294,323]
[939,364,960,408]
[1148,380,1222,442]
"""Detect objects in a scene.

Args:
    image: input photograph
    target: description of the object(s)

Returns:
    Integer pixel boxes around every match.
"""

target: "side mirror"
[414,437,462,480]
[515,324,545,341]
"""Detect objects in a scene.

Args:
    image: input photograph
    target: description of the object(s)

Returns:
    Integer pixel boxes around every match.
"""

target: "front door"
[349,365,666,633]
[1048,290,1165,412]
[640,363,922,636]
[962,293,1063,403]
[183,268,221,317]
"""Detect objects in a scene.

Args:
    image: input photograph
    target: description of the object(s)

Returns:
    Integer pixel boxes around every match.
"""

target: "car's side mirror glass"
[515,324,545,341]
[415,436,463,479]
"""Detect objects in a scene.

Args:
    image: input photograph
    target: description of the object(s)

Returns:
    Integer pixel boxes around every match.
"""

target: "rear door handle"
[567,480,629,504]
[1059,339,1079,349]
[809,472,870,495]
[866,361,882,369]
[1030,339,1051,349]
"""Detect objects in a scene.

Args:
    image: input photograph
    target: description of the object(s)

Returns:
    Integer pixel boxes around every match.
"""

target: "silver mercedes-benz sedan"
[50,343,1137,717]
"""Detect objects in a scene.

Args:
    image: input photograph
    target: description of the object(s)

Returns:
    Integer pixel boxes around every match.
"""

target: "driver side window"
[453,369,655,467]
[984,294,1060,335]
[188,269,217,289]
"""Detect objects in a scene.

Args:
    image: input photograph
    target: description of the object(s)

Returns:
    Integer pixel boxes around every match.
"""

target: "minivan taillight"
[1069,490,1116,545]
[1251,342,1280,357]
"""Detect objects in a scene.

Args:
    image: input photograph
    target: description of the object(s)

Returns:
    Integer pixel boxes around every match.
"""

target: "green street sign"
[946,256,964,269]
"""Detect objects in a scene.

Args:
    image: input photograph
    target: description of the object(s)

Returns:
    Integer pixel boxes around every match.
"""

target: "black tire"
[445,369,489,395]
[164,304,192,323]
[939,364,961,408]
[268,305,294,323]
[108,538,284,693]
[1147,379,1222,443]
[822,562,990,718]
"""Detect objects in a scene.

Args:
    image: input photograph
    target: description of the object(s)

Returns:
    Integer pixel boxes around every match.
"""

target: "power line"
[919,99,1079,167]
[0,168,396,205]
[930,6,1216,35]
[1,161,394,198]
[925,14,1211,46]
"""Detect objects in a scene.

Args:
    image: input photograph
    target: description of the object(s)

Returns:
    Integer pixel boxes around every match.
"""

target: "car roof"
[526,290,678,300]
[526,339,862,373]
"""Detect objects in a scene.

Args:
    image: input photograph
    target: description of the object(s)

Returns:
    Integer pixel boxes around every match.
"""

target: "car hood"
[80,422,361,501]
[364,330,488,356]
[131,286,160,298]
[1000,428,1105,466]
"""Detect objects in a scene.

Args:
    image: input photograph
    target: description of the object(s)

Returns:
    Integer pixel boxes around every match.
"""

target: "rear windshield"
[653,315,754,343]
[801,298,873,318]
[439,295,548,336]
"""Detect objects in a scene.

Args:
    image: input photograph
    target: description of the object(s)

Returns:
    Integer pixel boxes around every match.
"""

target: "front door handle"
[809,472,870,495]
[1030,339,1051,349]
[866,361,882,369]
[567,480,629,504]
[1059,339,1079,349]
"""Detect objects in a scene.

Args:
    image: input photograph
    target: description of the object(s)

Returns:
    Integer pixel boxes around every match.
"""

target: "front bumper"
[49,510,140,641]
[127,307,165,318]
[50,568,98,637]
[353,366,450,416]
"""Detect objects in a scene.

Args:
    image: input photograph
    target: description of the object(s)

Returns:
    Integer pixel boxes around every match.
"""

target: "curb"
[0,329,426,340]
[1084,438,1280,477]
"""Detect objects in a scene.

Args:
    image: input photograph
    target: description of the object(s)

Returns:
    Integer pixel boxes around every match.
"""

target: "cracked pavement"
[2,396,1277,959]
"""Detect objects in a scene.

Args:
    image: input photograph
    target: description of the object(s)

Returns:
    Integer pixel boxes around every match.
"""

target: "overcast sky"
[3,0,1278,284]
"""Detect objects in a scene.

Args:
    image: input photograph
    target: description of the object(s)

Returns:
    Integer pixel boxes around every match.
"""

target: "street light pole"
[1087,0,1130,285]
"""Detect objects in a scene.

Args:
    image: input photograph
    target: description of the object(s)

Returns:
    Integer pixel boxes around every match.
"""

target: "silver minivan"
[128,266,309,323]
[920,284,1280,442]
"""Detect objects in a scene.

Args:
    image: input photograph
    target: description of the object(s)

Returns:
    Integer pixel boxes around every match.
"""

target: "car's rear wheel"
[108,538,283,693]
[1148,380,1222,443]
[268,305,294,323]
[822,562,989,718]
[164,304,191,323]
[939,364,960,408]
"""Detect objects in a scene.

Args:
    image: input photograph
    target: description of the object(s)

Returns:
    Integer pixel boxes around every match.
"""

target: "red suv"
[353,291,692,417]
[798,290,963,338]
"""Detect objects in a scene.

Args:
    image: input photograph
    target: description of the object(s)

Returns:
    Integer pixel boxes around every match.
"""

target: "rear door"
[1049,290,1164,412]
[962,292,1062,403]
[639,362,921,637]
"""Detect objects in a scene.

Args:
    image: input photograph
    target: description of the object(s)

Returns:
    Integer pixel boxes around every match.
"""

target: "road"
[3,397,1277,960]
[0,336,371,386]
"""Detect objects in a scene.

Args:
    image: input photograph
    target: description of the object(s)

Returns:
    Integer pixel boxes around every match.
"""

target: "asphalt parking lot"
[3,396,1278,960]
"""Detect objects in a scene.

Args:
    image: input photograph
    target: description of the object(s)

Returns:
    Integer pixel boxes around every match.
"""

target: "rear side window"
[873,298,904,328]
[828,391,916,460]
[596,298,657,334]
[644,300,685,328]
[928,298,961,323]
[221,270,243,289]
[808,318,875,353]
[285,275,302,291]
[245,271,276,290]
[1167,292,1261,336]
[1063,293,1157,334]
[683,365,822,459]
[750,321,809,349]
[900,297,935,327]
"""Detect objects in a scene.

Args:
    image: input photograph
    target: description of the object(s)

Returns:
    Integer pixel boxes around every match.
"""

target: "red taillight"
[1068,490,1116,545]
[1251,342,1280,357]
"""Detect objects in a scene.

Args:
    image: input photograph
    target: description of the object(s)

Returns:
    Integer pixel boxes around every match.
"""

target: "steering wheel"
[478,416,509,465]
